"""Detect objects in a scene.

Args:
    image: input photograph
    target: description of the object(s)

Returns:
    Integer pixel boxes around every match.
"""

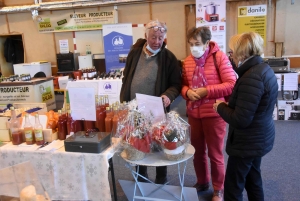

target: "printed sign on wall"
[103,24,133,72]
[36,10,117,33]
[196,0,226,52]
[238,5,267,45]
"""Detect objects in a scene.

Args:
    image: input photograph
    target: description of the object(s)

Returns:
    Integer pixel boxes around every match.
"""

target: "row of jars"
[0,74,32,82]
[57,95,128,140]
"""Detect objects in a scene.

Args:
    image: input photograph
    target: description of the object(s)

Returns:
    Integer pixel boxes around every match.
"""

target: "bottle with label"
[57,110,67,140]
[82,68,88,79]
[24,113,34,145]
[67,110,76,135]
[74,120,84,133]
[96,96,106,132]
[112,107,119,135]
[99,72,106,79]
[104,95,109,107]
[114,70,122,79]
[105,106,113,133]
[86,45,90,55]
[34,114,44,145]
[10,107,23,145]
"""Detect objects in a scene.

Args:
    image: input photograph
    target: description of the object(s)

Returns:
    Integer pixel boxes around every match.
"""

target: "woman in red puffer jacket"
[181,26,236,201]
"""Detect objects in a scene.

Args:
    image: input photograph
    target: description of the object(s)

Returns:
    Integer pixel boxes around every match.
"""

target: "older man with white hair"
[120,20,181,184]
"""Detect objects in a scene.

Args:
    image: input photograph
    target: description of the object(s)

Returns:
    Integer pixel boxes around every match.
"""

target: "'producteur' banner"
[36,10,117,33]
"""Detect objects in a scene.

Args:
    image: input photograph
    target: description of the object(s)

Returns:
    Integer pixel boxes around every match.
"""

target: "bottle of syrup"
[24,113,34,145]
[34,114,44,145]
[10,107,23,145]
[67,110,76,135]
[57,110,67,140]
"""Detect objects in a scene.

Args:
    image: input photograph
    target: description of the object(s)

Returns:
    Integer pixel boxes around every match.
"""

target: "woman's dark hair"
[187,26,211,44]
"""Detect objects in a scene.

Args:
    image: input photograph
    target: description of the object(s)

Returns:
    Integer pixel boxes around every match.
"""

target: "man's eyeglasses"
[148,26,167,33]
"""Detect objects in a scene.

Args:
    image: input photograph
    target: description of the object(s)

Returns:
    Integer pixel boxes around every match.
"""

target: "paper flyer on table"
[135,93,165,124]
[68,87,96,121]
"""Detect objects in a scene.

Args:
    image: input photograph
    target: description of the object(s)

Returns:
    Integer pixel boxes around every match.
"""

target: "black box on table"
[64,131,111,153]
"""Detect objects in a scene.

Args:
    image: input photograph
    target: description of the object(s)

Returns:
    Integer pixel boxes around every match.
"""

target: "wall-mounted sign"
[103,23,133,72]
[36,10,117,33]
[238,5,267,45]
[196,0,227,52]
[59,39,69,53]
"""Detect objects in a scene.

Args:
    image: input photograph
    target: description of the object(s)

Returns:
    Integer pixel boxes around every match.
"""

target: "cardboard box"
[0,78,56,111]
[277,100,300,120]
[13,62,52,77]
[58,76,69,89]
[0,129,10,141]
[0,117,9,129]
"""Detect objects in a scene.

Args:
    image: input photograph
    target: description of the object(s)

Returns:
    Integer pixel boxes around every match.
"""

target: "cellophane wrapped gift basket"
[116,100,153,161]
[153,111,190,161]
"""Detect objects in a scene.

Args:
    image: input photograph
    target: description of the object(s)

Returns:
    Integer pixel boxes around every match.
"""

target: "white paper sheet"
[135,93,165,124]
[68,87,96,121]
[283,73,298,91]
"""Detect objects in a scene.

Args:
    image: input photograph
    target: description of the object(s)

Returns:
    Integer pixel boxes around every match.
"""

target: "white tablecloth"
[0,141,116,201]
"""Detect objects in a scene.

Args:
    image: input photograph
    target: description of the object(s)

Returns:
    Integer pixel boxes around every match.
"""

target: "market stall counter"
[0,139,119,201]
[0,77,56,111]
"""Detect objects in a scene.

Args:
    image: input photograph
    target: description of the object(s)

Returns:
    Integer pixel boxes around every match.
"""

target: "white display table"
[121,144,195,201]
[0,141,118,201]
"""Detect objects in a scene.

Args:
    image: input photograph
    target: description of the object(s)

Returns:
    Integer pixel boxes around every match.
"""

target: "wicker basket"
[163,144,186,161]
[124,144,146,161]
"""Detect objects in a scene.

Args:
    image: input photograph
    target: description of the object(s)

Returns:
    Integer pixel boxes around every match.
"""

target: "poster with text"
[36,10,117,33]
[238,5,267,45]
[196,0,226,52]
[103,24,133,72]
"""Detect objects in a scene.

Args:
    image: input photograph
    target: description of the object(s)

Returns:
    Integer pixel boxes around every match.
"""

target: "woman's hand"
[194,87,208,98]
[213,99,226,113]
[187,89,201,101]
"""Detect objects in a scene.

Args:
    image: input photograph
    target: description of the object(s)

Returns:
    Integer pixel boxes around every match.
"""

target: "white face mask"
[190,46,205,58]
[146,44,161,55]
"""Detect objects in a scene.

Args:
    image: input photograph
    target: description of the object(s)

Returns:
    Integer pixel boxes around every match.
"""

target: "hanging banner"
[103,23,133,73]
[196,0,226,53]
[36,10,117,33]
[238,5,267,45]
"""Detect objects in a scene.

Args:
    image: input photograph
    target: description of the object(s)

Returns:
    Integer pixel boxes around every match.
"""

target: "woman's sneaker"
[193,183,209,192]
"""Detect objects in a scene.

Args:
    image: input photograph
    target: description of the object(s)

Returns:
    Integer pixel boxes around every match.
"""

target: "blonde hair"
[231,32,264,62]
[228,34,242,51]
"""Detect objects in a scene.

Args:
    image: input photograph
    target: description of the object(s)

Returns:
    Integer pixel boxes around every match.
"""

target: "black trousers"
[224,156,264,201]
[137,165,167,179]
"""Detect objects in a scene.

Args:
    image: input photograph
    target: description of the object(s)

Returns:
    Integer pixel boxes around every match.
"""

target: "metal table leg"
[125,161,188,201]
[109,158,118,201]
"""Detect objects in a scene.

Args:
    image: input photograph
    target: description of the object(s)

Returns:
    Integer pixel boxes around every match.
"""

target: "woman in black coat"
[213,32,278,201]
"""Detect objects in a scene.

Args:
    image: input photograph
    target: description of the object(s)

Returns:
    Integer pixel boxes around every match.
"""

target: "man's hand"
[161,95,171,107]
[187,89,201,101]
